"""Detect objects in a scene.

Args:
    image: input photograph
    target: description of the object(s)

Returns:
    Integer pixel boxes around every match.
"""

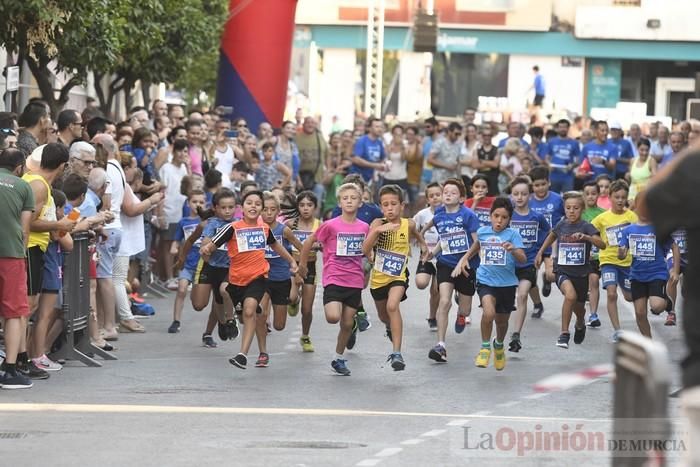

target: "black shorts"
[416,261,436,276]
[26,246,45,296]
[436,262,475,296]
[266,279,291,306]
[226,277,267,308]
[556,273,588,304]
[631,279,667,301]
[476,283,516,314]
[323,284,362,309]
[534,94,544,106]
[370,280,408,302]
[162,223,179,241]
[590,259,601,276]
[195,263,229,304]
[303,260,317,285]
[516,265,537,286]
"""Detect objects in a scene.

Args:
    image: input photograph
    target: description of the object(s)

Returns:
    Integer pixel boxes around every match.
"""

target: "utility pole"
[364,0,385,118]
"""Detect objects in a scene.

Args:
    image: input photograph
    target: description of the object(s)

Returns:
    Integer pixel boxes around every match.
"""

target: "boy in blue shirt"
[349,117,386,183]
[455,197,525,371]
[618,210,679,338]
[607,121,634,180]
[546,119,580,193]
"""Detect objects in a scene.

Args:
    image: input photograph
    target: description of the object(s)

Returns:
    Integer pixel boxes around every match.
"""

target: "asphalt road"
[0,255,688,466]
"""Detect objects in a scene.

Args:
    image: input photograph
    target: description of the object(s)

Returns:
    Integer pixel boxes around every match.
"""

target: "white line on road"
[523,392,549,400]
[375,447,402,457]
[468,410,492,416]
[496,401,520,408]
[420,429,446,437]
[400,439,425,445]
[446,419,470,426]
[356,459,381,466]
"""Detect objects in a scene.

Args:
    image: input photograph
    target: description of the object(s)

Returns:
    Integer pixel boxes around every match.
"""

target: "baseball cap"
[26,144,46,172]
[609,121,623,131]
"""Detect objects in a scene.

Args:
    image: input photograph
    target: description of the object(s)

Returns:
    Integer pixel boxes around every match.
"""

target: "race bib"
[511,221,538,244]
[672,231,687,255]
[265,233,283,259]
[374,248,407,277]
[481,242,506,266]
[235,227,267,253]
[424,229,439,250]
[440,231,469,255]
[605,224,628,247]
[336,232,365,256]
[630,234,656,258]
[474,208,491,227]
[292,230,312,252]
[558,242,585,266]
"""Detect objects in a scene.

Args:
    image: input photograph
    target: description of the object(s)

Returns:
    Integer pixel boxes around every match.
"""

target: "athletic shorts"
[631,279,667,301]
[556,273,588,304]
[534,94,544,106]
[266,279,291,306]
[516,265,537,286]
[476,283,516,314]
[323,284,362,309]
[436,262,475,296]
[195,262,229,304]
[601,264,631,293]
[370,280,408,302]
[416,260,436,276]
[590,259,601,277]
[162,223,179,242]
[303,260,317,286]
[41,248,62,294]
[178,267,195,283]
[226,277,267,308]
[0,258,30,319]
[26,246,45,296]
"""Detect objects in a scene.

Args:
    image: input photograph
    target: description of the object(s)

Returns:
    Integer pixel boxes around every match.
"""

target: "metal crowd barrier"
[52,232,116,367]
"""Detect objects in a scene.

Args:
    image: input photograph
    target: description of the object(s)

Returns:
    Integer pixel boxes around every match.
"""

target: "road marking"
[496,401,520,408]
[356,460,381,466]
[468,410,492,416]
[446,419,469,426]
[420,429,446,437]
[375,447,402,457]
[533,364,613,393]
[523,392,549,400]
[400,438,425,445]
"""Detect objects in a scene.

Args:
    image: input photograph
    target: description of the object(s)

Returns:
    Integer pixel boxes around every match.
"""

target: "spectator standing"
[581,121,618,179]
[420,117,440,190]
[382,124,408,193]
[460,123,478,190]
[276,121,300,187]
[56,109,83,147]
[530,65,546,108]
[296,116,328,202]
[546,119,580,193]
[17,101,52,156]
[607,121,634,179]
[404,125,423,212]
[473,126,501,196]
[661,131,685,168]
[428,122,462,184]
[626,123,642,158]
[650,126,672,164]
[350,117,386,183]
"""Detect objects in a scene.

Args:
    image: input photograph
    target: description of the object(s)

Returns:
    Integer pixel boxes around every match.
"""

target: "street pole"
[364,0,385,118]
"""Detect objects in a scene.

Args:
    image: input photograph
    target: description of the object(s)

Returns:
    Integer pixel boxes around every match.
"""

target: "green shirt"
[0,168,35,258]
[583,206,606,260]
[296,130,328,183]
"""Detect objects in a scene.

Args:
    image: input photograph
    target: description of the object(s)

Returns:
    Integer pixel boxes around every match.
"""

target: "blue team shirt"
[581,141,619,178]
[265,222,291,282]
[476,226,525,287]
[534,74,545,95]
[433,205,480,269]
[608,137,634,175]
[350,135,386,182]
[534,142,549,162]
[547,137,580,180]
[529,192,564,230]
[619,223,670,282]
[510,210,550,267]
[175,216,202,272]
[201,217,231,268]
[331,203,383,225]
[182,191,214,218]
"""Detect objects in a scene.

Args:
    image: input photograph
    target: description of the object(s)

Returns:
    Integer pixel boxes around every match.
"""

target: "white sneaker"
[33,354,63,372]
[165,278,179,291]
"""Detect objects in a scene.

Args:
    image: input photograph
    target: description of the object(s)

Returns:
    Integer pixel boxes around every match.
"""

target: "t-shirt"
[529,191,564,231]
[265,222,292,282]
[315,216,369,289]
[118,190,145,257]
[552,220,599,277]
[350,135,385,182]
[0,168,34,258]
[331,203,382,225]
[175,216,202,272]
[476,145,499,195]
[78,189,100,218]
[547,137,580,180]
[534,73,545,95]
[465,197,495,228]
[106,160,125,230]
[619,223,670,282]
[255,160,282,191]
[201,217,233,268]
[433,205,480,269]
[581,141,619,178]
[214,145,236,189]
[413,206,439,255]
[23,172,55,252]
[582,206,606,259]
[430,137,461,184]
[591,209,639,267]
[159,162,188,225]
[511,209,550,268]
[211,218,276,286]
[475,226,525,287]
[608,137,634,175]
[370,218,411,288]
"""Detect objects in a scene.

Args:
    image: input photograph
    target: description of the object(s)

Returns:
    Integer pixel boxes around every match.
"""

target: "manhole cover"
[246,441,366,449]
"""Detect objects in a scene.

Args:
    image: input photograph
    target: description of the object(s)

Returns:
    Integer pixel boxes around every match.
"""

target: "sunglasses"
[0,128,16,136]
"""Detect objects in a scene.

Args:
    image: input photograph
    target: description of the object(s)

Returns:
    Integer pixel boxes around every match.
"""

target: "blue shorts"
[601,264,631,292]
[178,267,195,283]
[97,229,122,279]
[41,247,62,293]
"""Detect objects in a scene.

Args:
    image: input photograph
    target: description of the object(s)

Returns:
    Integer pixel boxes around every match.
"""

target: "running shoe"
[542,273,552,297]
[587,313,601,328]
[475,347,491,368]
[229,353,247,369]
[217,321,228,341]
[255,353,269,368]
[428,344,447,363]
[266,322,272,335]
[665,312,677,326]
[287,302,299,317]
[385,325,393,343]
[202,334,218,348]
[508,332,522,353]
[165,278,179,291]
[465,316,471,325]
[346,319,359,350]
[357,309,371,332]
[168,320,181,334]
[573,326,586,345]
[388,352,405,371]
[300,336,315,352]
[427,318,437,332]
[0,370,32,390]
[129,292,146,304]
[17,360,49,380]
[531,302,544,319]
[32,354,62,372]
[331,358,351,376]
[493,342,506,371]
[611,330,622,343]
[454,314,467,334]
[556,333,570,349]
[226,318,239,340]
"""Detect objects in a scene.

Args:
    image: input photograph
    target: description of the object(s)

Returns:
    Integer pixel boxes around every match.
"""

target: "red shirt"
[465,196,496,227]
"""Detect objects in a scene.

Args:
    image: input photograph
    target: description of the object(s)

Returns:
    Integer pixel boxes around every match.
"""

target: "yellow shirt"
[591,209,638,267]
[370,218,411,288]
[22,173,55,252]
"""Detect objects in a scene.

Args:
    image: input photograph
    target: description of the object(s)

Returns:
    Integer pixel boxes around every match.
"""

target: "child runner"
[299,183,369,376]
[528,166,563,313]
[665,229,687,326]
[595,175,612,210]
[506,177,550,352]
[363,184,427,370]
[536,192,604,348]
[168,189,206,333]
[203,190,298,370]
[252,192,303,367]
[413,182,442,331]
[422,178,480,363]
[465,174,496,228]
[618,211,678,338]
[468,197,526,370]
[591,180,638,342]
[581,181,606,327]
[285,191,322,352]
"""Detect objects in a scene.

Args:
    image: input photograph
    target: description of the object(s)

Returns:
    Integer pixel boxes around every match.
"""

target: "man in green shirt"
[296,117,328,213]
[0,148,35,389]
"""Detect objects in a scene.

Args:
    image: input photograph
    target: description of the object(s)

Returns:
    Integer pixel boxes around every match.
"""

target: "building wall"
[316,48,356,136]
